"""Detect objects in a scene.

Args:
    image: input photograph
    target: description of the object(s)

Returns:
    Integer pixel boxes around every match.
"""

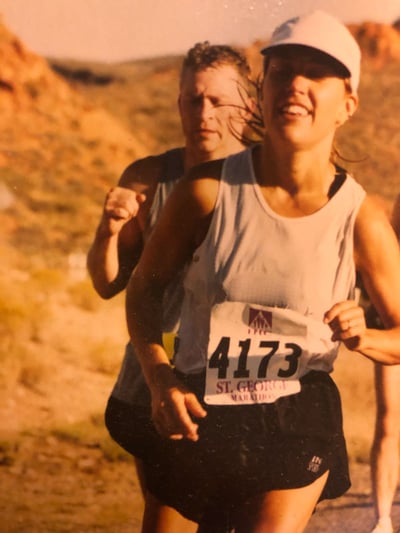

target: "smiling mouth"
[280,104,310,117]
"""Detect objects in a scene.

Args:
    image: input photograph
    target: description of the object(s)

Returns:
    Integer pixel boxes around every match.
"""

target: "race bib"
[204,302,309,405]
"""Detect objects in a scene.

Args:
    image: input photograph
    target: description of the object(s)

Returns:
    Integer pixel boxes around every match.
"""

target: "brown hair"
[180,41,251,89]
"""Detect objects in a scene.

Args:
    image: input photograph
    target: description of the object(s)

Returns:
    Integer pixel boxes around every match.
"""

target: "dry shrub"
[0,344,26,390]
[67,279,102,312]
[49,413,132,462]
[333,346,376,463]
[0,267,66,388]
[0,280,42,384]
[17,347,52,392]
[0,437,20,466]
[50,418,102,445]
[87,339,123,375]
[30,267,65,290]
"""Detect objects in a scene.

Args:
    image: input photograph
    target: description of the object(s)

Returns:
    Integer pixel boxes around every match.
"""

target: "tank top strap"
[159,147,184,184]
[146,148,184,236]
[221,147,254,187]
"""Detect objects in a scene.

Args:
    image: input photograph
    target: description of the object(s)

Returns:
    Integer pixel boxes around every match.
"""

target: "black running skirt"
[105,370,350,525]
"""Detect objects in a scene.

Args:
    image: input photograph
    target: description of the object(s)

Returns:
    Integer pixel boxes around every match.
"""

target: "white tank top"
[175,147,366,375]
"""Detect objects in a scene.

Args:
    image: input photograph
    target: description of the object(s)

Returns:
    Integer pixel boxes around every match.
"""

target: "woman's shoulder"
[357,193,394,220]
[355,194,396,256]
[176,158,224,209]
[186,147,252,185]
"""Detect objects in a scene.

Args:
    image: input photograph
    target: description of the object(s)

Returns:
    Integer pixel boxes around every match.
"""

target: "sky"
[0,0,399,62]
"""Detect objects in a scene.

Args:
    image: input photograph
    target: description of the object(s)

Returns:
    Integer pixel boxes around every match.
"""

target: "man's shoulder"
[118,148,183,190]
[186,157,225,182]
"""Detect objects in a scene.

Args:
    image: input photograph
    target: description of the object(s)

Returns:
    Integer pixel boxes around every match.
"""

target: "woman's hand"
[324,300,367,351]
[149,364,207,442]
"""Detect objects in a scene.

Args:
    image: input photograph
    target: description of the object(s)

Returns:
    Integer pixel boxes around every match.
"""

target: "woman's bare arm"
[326,196,400,364]
[126,161,222,440]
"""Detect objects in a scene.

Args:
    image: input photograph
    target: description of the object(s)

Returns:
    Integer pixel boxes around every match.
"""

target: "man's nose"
[199,99,214,119]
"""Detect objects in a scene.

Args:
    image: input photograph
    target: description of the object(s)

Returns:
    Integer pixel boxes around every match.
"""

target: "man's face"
[178,65,249,158]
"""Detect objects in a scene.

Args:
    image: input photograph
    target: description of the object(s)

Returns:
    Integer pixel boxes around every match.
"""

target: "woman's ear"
[336,92,358,127]
[345,92,358,120]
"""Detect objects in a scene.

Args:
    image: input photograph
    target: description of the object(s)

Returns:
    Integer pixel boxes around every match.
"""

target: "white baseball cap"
[261,10,361,93]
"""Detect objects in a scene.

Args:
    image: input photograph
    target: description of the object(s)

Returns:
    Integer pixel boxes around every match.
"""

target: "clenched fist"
[101,187,146,236]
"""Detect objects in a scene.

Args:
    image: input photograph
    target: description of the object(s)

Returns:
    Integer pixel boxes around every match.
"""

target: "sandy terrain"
[1,433,399,532]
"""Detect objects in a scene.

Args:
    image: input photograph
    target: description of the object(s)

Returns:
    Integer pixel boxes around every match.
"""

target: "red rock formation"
[0,18,146,171]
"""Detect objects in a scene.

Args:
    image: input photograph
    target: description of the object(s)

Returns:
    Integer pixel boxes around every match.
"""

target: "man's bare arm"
[87,155,163,299]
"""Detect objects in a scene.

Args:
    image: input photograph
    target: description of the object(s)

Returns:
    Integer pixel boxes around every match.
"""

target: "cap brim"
[260,42,352,78]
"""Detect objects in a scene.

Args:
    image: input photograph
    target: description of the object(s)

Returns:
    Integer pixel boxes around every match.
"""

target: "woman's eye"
[270,65,291,80]
[305,66,330,79]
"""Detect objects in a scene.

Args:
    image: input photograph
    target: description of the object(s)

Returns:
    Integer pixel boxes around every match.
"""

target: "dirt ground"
[1,433,143,532]
[1,433,400,533]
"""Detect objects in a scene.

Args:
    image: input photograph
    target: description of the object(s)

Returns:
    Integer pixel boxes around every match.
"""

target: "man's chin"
[187,134,221,155]
[196,137,218,151]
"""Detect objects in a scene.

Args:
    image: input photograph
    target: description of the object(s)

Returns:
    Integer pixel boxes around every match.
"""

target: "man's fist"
[101,187,146,235]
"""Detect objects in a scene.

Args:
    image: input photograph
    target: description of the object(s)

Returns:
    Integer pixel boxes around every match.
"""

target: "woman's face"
[261,46,358,150]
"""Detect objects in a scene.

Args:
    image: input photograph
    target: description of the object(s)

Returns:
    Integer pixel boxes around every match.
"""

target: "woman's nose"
[286,72,309,93]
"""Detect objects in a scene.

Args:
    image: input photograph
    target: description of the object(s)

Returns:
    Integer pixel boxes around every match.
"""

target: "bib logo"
[248,308,273,334]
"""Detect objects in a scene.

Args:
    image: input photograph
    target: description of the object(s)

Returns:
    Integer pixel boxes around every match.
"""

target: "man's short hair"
[180,41,251,89]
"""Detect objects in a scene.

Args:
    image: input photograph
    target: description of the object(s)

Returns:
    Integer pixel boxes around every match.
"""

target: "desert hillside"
[1,15,400,532]
[0,21,148,267]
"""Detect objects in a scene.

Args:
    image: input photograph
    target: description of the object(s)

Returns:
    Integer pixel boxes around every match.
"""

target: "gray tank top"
[145,148,184,331]
[175,147,366,375]
[145,148,183,236]
[111,148,183,403]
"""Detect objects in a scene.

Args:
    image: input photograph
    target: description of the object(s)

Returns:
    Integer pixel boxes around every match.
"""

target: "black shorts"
[105,380,157,460]
[105,370,350,526]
